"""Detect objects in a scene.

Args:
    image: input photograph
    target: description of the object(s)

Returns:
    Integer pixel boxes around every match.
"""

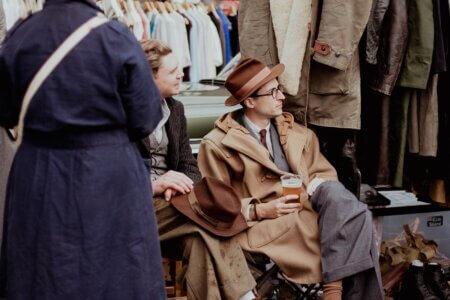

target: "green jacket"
[397,0,434,89]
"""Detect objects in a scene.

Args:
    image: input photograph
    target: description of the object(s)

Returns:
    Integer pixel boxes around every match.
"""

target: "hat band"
[188,192,234,230]
[234,67,271,101]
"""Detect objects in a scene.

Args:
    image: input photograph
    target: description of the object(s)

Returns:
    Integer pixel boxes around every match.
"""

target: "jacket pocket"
[309,60,351,95]
[247,213,294,248]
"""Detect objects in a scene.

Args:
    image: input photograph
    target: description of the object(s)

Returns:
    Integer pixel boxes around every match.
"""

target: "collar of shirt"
[243,114,271,135]
[243,115,273,157]
[151,98,171,144]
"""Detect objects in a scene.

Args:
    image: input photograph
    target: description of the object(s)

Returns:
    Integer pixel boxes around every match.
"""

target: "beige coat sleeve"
[198,139,260,224]
[303,130,338,182]
[312,0,372,70]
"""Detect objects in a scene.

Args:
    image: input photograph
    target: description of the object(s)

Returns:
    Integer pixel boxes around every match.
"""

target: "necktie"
[260,129,268,149]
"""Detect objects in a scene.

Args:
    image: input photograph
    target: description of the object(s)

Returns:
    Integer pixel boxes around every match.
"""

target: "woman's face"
[153,53,184,99]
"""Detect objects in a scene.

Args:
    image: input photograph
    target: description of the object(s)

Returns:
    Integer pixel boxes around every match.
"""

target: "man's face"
[244,79,285,119]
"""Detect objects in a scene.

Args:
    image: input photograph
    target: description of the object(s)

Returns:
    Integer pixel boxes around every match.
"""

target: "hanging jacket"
[369,0,409,96]
[239,0,372,129]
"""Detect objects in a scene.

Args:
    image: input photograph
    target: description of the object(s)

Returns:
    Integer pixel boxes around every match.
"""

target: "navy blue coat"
[0,0,165,299]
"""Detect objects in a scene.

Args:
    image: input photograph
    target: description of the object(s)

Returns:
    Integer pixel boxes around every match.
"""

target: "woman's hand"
[256,195,302,219]
[152,170,194,201]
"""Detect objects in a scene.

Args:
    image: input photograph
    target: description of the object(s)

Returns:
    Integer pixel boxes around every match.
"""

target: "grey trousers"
[311,181,384,300]
[154,198,256,300]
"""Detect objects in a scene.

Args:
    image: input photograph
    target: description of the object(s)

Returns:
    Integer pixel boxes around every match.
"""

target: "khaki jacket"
[239,0,372,129]
[198,111,338,283]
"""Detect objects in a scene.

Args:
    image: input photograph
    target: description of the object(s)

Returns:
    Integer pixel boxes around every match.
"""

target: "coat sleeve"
[303,130,338,182]
[312,0,372,70]
[118,32,162,141]
[175,103,201,183]
[198,138,260,224]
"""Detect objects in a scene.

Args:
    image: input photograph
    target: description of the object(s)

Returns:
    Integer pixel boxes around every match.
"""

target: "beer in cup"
[281,174,303,203]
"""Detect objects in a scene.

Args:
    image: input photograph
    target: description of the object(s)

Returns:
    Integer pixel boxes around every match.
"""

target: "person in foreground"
[137,39,257,300]
[198,58,384,300]
[0,0,165,299]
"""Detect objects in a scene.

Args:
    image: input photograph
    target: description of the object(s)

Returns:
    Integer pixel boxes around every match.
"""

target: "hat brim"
[225,63,285,106]
[171,193,248,237]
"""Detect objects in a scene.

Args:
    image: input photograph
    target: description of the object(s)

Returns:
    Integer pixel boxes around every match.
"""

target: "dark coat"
[368,0,409,96]
[365,0,391,65]
[0,0,165,298]
[138,97,201,183]
[430,0,448,74]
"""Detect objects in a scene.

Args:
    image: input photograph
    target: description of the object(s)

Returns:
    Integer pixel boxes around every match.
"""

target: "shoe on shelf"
[399,261,440,300]
[425,263,450,300]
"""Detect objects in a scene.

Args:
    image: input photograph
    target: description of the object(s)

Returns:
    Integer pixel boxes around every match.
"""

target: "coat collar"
[215,110,308,175]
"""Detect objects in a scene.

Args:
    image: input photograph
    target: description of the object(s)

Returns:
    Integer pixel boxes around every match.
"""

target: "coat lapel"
[222,129,287,177]
[274,114,308,176]
[165,98,178,169]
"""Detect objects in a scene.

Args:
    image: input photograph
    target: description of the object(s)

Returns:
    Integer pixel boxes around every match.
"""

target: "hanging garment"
[208,11,226,67]
[239,0,372,130]
[183,7,202,82]
[171,11,191,68]
[430,0,447,74]
[397,0,434,89]
[1,0,20,30]
[390,88,411,188]
[126,0,144,40]
[0,0,165,298]
[159,11,179,53]
[135,2,149,40]
[216,7,231,64]
[0,0,5,41]
[408,74,439,157]
[205,11,222,78]
[228,14,239,57]
[369,0,409,96]
[365,0,390,65]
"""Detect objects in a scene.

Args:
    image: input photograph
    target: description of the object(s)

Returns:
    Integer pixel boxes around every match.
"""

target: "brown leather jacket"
[368,0,409,96]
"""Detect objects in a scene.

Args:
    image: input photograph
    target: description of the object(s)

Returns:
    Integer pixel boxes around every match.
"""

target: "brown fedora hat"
[224,57,285,106]
[171,177,248,237]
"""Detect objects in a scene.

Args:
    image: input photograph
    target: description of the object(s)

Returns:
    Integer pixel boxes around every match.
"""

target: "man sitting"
[198,58,384,300]
[138,40,256,300]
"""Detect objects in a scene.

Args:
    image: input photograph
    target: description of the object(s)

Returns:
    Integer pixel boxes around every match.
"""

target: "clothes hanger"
[156,1,166,13]
[143,2,152,13]
[119,0,130,15]
[164,2,174,13]
[182,2,190,10]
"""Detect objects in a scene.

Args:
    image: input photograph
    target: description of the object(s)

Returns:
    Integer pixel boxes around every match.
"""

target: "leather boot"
[399,263,440,300]
[425,263,450,300]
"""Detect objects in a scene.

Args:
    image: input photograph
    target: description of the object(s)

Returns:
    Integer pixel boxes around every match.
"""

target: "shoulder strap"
[15,13,108,145]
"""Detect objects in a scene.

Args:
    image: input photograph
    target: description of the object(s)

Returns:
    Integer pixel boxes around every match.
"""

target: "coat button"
[335,51,341,57]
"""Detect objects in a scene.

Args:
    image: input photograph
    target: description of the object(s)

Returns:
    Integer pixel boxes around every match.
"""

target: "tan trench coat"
[198,111,338,284]
[238,0,372,129]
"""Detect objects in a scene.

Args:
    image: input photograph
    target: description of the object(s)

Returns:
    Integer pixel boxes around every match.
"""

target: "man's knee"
[312,180,369,217]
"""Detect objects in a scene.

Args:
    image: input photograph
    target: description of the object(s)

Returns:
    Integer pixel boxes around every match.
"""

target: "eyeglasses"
[252,85,285,99]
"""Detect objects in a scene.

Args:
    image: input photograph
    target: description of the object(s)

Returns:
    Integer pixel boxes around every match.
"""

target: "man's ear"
[243,97,255,108]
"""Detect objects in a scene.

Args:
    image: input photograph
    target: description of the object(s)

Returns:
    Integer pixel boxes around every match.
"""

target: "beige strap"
[15,13,108,145]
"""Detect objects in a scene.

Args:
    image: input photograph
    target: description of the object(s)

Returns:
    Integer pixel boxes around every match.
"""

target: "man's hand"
[256,195,302,219]
[152,170,194,201]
